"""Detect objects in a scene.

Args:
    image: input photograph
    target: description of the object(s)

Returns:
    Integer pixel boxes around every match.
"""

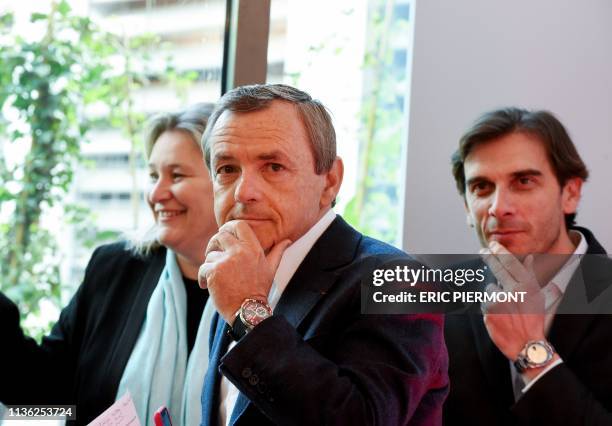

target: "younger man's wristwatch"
[227,298,273,341]
[513,340,556,373]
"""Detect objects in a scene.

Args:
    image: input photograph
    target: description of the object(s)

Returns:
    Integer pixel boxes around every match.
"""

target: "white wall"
[402,0,612,253]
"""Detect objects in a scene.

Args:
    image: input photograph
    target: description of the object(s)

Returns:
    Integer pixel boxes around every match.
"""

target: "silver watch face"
[526,342,550,364]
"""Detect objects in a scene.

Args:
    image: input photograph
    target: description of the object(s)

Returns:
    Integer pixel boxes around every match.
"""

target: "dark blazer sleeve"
[0,242,163,424]
[220,313,447,426]
[217,235,449,426]
[0,244,105,405]
[511,235,612,425]
[513,364,612,425]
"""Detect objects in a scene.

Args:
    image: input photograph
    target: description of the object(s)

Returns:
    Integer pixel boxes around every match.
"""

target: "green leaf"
[0,12,14,29]
[0,0,198,336]
[30,13,47,22]
[57,0,71,16]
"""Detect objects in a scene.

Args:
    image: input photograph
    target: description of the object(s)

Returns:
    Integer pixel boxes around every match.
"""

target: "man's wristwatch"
[227,298,273,341]
[513,340,556,373]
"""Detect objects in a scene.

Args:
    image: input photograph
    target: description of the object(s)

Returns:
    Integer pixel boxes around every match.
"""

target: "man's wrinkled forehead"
[209,101,297,140]
[210,110,288,149]
[207,108,271,164]
[214,98,299,126]
[208,101,316,167]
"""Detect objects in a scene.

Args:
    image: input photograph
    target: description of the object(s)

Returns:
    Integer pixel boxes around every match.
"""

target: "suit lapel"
[469,314,515,407]
[229,217,361,424]
[272,262,340,333]
[549,243,611,360]
[274,216,360,330]
[466,265,515,408]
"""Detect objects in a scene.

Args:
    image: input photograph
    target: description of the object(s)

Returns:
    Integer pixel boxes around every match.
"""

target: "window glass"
[75,0,225,281]
[0,0,225,334]
[268,0,413,245]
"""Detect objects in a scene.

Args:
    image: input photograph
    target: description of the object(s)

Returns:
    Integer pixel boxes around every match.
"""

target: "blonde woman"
[1,103,217,425]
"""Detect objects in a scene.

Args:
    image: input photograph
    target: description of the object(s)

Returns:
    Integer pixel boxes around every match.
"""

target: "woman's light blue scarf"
[116,250,215,425]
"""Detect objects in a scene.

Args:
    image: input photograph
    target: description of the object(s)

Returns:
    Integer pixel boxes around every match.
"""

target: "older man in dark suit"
[198,84,449,426]
[444,107,612,425]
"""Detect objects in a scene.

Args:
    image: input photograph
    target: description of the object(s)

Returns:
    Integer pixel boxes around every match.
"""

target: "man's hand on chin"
[198,220,291,324]
[480,241,553,383]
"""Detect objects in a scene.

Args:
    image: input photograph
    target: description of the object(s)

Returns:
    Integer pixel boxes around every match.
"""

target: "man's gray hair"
[201,84,336,174]
[129,102,214,256]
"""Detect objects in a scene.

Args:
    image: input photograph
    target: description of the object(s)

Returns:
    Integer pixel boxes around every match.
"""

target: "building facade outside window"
[0,0,413,337]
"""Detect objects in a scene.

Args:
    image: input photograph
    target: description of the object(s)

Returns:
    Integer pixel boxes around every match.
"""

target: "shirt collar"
[550,230,588,294]
[267,209,337,309]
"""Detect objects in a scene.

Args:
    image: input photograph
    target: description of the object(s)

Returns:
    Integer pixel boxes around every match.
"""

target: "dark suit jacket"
[443,227,612,425]
[0,242,166,425]
[200,216,449,426]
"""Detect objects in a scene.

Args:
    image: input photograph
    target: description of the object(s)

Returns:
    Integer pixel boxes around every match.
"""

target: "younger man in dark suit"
[198,84,449,425]
[444,108,612,425]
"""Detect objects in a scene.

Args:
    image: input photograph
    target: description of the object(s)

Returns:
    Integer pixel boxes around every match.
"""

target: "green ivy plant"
[0,1,195,339]
[0,1,117,339]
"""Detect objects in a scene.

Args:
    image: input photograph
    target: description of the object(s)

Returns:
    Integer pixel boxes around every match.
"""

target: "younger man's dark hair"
[451,107,588,228]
